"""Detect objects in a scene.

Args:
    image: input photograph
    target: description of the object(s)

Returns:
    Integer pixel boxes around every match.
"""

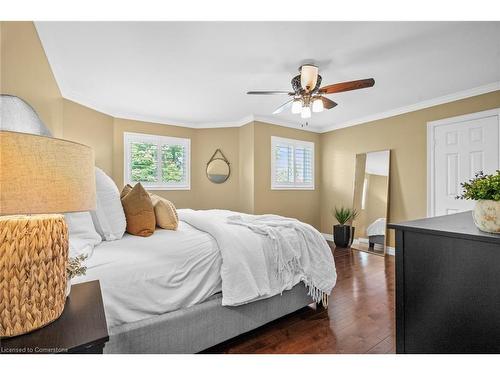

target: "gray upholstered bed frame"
[105,283,313,353]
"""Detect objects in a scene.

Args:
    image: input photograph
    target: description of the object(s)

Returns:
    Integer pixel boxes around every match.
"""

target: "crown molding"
[63,81,500,135]
[320,81,500,133]
[63,91,322,132]
[64,90,254,129]
[114,111,257,130]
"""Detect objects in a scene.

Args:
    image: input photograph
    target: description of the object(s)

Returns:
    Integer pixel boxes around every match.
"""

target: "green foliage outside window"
[131,142,158,182]
[130,142,185,184]
[162,145,184,182]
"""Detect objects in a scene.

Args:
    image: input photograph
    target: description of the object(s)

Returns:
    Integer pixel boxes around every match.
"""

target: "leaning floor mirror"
[351,150,390,256]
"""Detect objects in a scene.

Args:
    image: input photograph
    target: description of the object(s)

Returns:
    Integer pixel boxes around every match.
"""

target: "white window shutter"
[124,132,191,190]
[271,136,314,190]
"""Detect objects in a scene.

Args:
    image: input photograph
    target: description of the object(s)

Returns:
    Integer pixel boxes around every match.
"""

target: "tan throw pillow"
[121,184,132,198]
[150,194,179,230]
[120,183,156,237]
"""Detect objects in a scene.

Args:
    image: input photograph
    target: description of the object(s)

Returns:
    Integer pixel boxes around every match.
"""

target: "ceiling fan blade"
[272,99,293,114]
[321,97,338,110]
[247,91,294,95]
[319,78,375,94]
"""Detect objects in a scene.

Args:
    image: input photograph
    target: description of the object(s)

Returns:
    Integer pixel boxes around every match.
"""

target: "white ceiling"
[35,22,500,132]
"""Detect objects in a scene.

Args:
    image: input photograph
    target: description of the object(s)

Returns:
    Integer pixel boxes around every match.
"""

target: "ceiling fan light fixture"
[312,96,324,113]
[291,99,302,114]
[300,64,318,92]
[247,64,374,121]
[301,105,311,119]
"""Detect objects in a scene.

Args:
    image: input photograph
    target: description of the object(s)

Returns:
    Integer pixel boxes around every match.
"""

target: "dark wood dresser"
[389,211,500,354]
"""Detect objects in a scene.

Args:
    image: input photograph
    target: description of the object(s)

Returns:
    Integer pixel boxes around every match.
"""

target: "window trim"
[124,131,191,190]
[271,136,315,190]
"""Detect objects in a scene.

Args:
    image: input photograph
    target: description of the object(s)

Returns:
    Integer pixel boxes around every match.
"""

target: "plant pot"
[472,200,500,233]
[333,225,355,248]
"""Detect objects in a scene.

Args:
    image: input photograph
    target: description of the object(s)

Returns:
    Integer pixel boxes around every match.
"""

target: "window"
[271,136,314,190]
[124,132,190,190]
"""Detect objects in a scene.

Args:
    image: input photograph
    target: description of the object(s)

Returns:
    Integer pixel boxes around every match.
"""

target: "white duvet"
[179,209,337,306]
[74,221,222,328]
[75,209,337,328]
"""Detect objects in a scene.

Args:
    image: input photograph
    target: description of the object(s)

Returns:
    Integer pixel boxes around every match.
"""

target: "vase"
[472,200,500,233]
[65,278,72,297]
[333,225,355,247]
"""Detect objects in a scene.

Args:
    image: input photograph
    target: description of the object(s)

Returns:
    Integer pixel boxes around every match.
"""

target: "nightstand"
[0,280,109,354]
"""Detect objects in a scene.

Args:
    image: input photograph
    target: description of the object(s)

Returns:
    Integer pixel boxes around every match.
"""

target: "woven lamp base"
[0,214,68,338]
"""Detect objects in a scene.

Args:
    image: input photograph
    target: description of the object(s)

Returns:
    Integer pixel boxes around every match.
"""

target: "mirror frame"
[206,149,231,184]
[351,149,391,257]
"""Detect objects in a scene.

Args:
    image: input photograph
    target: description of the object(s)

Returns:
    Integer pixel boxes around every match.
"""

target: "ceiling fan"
[247,64,375,119]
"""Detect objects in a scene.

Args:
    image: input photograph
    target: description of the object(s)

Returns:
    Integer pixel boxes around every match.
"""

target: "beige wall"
[113,118,241,211]
[253,121,321,228]
[111,119,321,227]
[63,99,114,175]
[1,21,63,137]
[1,22,114,177]
[238,123,255,214]
[112,118,197,208]
[193,127,240,211]
[320,90,500,246]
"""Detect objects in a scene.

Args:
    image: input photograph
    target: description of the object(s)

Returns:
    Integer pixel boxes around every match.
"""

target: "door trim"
[427,108,500,217]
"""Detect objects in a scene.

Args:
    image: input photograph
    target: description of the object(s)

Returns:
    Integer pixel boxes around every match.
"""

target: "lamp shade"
[0,131,96,215]
[300,64,318,91]
[291,99,302,114]
[312,96,324,113]
[0,95,52,137]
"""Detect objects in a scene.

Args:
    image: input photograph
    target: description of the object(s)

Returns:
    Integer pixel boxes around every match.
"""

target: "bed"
[75,209,336,353]
[74,221,222,329]
[7,98,336,353]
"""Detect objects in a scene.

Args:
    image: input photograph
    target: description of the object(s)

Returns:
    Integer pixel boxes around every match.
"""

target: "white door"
[429,109,500,217]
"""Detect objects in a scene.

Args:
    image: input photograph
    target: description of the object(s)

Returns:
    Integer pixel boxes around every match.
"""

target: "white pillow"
[90,167,126,241]
[64,212,102,259]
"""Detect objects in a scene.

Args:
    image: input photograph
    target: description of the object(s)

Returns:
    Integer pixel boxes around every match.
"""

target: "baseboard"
[322,232,395,256]
[386,246,395,256]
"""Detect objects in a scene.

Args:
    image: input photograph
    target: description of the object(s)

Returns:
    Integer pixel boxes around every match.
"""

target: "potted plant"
[332,207,358,247]
[457,170,500,233]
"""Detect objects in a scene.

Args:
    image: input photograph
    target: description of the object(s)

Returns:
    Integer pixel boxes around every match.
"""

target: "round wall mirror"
[207,158,230,183]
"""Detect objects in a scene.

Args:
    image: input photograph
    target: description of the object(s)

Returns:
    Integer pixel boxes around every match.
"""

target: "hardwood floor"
[204,243,395,354]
